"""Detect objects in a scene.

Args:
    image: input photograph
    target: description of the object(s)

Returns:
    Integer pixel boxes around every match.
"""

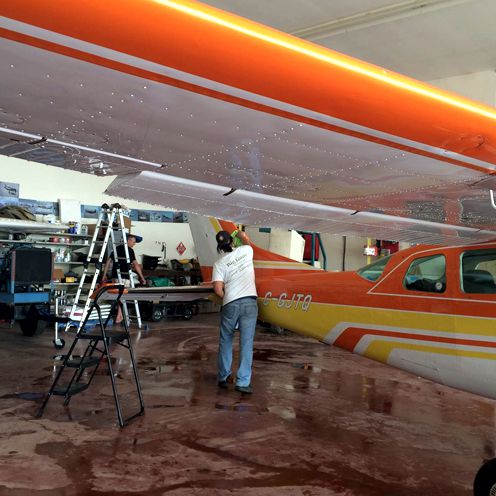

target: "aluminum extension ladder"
[37,284,145,427]
[62,203,142,333]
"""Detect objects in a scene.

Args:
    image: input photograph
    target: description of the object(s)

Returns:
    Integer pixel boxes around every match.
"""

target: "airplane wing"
[2,0,496,244]
[0,218,68,233]
[102,285,215,303]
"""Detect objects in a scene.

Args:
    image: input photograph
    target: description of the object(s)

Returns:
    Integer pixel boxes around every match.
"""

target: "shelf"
[0,239,89,246]
[0,239,31,244]
[54,261,84,265]
[30,241,89,247]
[51,282,80,285]
[35,232,91,238]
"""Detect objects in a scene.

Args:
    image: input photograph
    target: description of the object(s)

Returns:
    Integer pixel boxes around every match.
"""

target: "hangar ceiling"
[202,0,496,83]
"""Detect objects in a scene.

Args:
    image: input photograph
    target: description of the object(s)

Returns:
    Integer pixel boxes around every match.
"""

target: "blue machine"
[0,245,53,335]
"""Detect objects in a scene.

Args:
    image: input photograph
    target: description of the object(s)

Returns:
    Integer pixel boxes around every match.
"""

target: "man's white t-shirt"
[212,245,257,306]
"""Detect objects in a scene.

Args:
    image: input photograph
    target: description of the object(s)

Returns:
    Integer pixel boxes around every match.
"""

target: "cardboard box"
[53,268,65,282]
[84,215,131,236]
[124,215,131,230]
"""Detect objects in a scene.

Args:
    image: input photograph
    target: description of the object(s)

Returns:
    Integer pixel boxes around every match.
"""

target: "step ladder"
[63,203,141,333]
[37,284,145,427]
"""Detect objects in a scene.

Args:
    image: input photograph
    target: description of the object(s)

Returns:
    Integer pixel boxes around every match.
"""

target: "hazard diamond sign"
[176,242,186,255]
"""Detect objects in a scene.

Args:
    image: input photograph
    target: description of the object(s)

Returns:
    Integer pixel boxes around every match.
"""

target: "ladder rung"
[65,356,100,369]
[52,382,89,396]
[78,330,128,342]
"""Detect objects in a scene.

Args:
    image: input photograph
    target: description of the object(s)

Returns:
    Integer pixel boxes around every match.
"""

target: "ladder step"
[52,382,89,396]
[65,356,100,369]
[78,330,128,342]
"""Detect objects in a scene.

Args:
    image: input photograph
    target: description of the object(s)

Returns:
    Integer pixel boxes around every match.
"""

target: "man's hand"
[236,231,250,245]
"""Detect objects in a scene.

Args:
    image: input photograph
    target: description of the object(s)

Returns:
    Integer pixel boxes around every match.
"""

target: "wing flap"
[106,171,496,245]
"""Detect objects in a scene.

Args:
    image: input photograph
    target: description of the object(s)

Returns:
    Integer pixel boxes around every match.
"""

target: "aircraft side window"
[461,249,496,294]
[357,255,391,282]
[404,254,446,293]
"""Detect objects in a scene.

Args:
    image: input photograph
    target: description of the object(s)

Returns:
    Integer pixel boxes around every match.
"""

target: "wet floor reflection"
[0,316,494,495]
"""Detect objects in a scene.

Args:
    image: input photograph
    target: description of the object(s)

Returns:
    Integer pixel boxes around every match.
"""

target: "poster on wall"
[81,205,100,219]
[19,199,58,216]
[0,182,19,198]
[149,211,163,222]
[137,210,150,222]
[0,197,19,208]
[79,204,186,223]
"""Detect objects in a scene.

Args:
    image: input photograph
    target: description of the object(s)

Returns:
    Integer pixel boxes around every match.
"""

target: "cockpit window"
[404,254,446,293]
[461,249,496,294]
[357,256,391,282]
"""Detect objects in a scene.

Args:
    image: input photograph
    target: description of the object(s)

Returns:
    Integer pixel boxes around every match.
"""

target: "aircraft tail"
[188,214,321,281]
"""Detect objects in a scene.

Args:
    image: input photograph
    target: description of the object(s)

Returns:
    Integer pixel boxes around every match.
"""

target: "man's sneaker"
[235,385,252,394]
[218,375,231,389]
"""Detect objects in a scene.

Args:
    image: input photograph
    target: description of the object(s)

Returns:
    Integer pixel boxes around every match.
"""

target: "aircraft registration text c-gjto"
[262,291,312,311]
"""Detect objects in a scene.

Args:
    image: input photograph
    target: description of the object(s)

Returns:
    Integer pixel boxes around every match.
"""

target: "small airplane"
[190,215,496,398]
[0,217,67,233]
[188,215,496,495]
[2,0,496,493]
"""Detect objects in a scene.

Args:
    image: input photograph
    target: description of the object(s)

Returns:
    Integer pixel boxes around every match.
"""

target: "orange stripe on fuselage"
[334,326,496,352]
[1,0,496,170]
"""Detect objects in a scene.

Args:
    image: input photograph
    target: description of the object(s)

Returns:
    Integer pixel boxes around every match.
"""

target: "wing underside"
[1,1,496,243]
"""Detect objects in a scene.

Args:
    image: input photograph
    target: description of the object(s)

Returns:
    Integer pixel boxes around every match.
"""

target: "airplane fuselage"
[255,243,496,400]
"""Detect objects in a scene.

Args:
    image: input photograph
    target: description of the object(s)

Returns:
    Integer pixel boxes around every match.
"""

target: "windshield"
[357,256,391,282]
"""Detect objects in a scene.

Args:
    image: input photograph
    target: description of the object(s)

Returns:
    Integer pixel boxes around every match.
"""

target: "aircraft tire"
[182,306,193,321]
[151,307,163,322]
[473,458,496,496]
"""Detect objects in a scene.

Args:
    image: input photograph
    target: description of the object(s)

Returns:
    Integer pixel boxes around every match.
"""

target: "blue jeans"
[218,297,258,387]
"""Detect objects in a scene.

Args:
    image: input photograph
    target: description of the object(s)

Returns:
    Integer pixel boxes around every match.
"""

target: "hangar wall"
[0,155,196,261]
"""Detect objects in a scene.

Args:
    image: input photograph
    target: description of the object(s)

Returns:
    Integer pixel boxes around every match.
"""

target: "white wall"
[320,234,366,272]
[0,155,196,262]
[246,227,371,271]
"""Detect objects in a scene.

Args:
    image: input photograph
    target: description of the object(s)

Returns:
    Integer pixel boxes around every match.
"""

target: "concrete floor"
[0,314,494,495]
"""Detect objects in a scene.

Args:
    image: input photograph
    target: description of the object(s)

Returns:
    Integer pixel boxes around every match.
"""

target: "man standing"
[103,234,146,324]
[212,229,258,394]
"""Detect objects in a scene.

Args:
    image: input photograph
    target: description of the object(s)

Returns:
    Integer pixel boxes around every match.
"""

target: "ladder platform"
[78,330,128,342]
[65,356,100,368]
[52,382,89,396]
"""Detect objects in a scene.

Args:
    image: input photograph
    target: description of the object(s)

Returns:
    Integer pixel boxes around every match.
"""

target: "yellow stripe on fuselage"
[208,217,222,233]
[257,299,496,363]
[365,340,496,363]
